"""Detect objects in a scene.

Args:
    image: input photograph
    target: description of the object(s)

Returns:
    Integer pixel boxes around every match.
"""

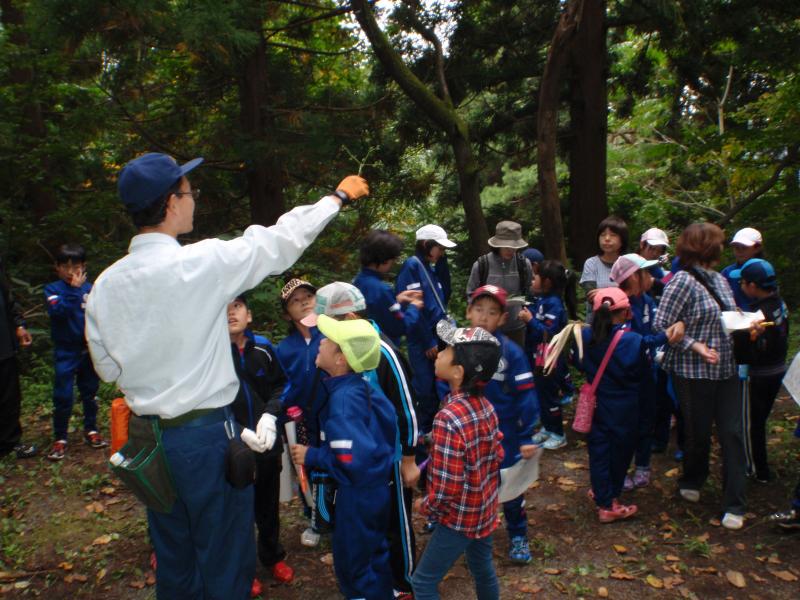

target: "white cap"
[640,227,670,248]
[731,227,762,247]
[415,224,456,248]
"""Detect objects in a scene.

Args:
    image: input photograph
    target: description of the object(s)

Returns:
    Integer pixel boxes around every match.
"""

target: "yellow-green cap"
[316,314,381,373]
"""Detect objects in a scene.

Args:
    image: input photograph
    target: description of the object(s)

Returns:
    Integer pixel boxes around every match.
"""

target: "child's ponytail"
[591,301,614,344]
[539,259,578,319]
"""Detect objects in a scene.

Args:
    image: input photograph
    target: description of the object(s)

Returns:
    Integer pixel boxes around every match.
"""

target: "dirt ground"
[2,394,799,599]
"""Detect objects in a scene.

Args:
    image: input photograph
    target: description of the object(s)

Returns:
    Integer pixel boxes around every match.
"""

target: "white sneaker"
[679,488,700,503]
[532,429,551,444]
[542,434,567,450]
[722,513,744,530]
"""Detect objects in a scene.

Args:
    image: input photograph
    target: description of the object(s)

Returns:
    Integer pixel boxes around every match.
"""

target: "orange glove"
[336,175,369,202]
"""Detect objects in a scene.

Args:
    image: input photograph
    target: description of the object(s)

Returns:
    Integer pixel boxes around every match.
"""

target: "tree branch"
[264,40,357,56]
[717,146,799,227]
[398,0,452,105]
[264,5,352,36]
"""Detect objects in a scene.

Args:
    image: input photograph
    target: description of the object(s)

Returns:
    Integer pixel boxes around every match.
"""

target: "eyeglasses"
[173,189,200,200]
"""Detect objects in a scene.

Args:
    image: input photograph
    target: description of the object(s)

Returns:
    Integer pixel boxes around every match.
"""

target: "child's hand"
[70,269,87,288]
[691,341,719,364]
[413,497,424,513]
[749,319,766,341]
[665,321,685,344]
[519,444,539,459]
[290,443,308,466]
[518,307,532,324]
[15,326,32,347]
[400,456,421,488]
[397,290,423,308]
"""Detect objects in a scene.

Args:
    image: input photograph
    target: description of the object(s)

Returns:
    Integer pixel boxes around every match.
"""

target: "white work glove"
[241,427,268,453]
[255,413,278,451]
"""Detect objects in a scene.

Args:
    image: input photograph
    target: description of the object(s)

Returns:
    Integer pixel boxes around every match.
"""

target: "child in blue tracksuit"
[290,315,396,600]
[353,229,423,348]
[610,254,685,490]
[276,278,321,420]
[578,288,649,523]
[438,284,539,564]
[396,225,455,440]
[520,260,570,451]
[44,244,104,461]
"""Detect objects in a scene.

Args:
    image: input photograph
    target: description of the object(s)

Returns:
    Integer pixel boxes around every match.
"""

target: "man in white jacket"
[86,152,367,599]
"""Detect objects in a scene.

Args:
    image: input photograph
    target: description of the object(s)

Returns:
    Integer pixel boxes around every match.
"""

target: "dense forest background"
[2,0,799,342]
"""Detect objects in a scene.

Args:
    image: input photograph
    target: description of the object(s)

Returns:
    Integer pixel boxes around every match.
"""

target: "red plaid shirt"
[420,391,504,538]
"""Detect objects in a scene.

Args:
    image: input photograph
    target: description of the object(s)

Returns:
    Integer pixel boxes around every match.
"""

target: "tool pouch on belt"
[224,410,256,489]
[109,414,177,513]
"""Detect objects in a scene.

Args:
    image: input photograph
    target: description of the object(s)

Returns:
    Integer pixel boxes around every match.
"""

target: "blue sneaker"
[532,429,551,444]
[509,536,532,564]
[559,393,573,406]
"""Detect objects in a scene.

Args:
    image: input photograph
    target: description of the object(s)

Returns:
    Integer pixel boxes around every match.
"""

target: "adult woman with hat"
[466,221,533,348]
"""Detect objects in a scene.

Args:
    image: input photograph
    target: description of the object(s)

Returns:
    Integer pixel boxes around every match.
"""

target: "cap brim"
[487,237,527,249]
[300,313,319,328]
[640,258,659,269]
[436,238,457,248]
[644,239,669,248]
[728,268,743,279]
[436,319,457,345]
[178,157,204,177]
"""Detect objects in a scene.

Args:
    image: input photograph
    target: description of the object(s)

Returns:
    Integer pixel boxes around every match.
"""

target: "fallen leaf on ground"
[610,568,634,580]
[709,517,721,527]
[749,573,767,583]
[92,534,112,545]
[58,562,73,571]
[129,580,145,589]
[613,545,627,554]
[598,587,609,597]
[563,461,586,470]
[692,567,718,575]
[100,486,116,495]
[646,574,664,589]
[320,553,334,566]
[768,570,798,582]
[663,576,685,589]
[735,543,745,550]
[726,570,746,588]
[85,501,105,514]
[697,532,710,542]
[552,579,567,593]
[767,554,781,564]
[664,468,679,478]
[96,568,106,582]
[545,503,566,512]
[665,555,681,562]
[659,512,671,521]
[543,568,561,575]
[145,572,156,586]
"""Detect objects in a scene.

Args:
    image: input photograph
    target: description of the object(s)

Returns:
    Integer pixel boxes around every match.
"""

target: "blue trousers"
[502,495,526,539]
[52,347,99,440]
[407,340,438,436]
[333,485,392,600]
[588,397,637,509]
[535,372,563,436]
[634,370,657,468]
[411,524,499,600]
[148,416,255,600]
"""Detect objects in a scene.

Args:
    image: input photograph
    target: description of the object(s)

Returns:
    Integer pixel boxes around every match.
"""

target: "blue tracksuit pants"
[407,339,438,436]
[333,484,393,600]
[588,396,638,509]
[52,347,99,440]
[147,415,255,600]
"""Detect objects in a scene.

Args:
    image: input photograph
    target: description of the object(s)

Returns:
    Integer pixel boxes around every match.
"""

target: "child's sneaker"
[623,475,635,492]
[559,393,573,406]
[679,488,700,503]
[769,509,800,531]
[532,429,551,444]
[721,512,744,530]
[542,433,566,450]
[633,468,650,488]
[598,500,637,523]
[271,560,294,584]
[83,430,109,449]
[508,536,532,564]
[47,440,67,461]
[250,578,263,598]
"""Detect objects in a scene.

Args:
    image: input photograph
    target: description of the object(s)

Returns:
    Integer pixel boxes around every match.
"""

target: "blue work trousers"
[588,398,637,509]
[147,416,255,600]
[52,347,99,440]
[412,524,499,600]
[333,484,393,600]
[407,340,438,437]
[503,495,526,539]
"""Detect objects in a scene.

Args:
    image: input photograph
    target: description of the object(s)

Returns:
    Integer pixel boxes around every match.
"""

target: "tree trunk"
[1,0,58,221]
[452,135,490,258]
[238,31,285,226]
[568,0,607,264]
[537,0,583,265]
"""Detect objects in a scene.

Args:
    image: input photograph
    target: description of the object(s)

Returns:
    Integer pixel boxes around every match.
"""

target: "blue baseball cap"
[522,248,544,264]
[729,258,777,289]
[118,153,203,212]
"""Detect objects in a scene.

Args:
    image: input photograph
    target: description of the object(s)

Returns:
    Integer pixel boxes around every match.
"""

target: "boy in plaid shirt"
[412,321,504,600]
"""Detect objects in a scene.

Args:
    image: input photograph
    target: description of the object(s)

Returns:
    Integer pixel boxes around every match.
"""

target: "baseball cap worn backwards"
[316,314,381,373]
[610,253,659,284]
[729,258,777,289]
[592,287,630,312]
[416,224,457,248]
[118,153,203,213]
[300,282,367,327]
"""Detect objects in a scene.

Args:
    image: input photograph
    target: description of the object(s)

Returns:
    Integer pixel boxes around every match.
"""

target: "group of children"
[38,215,793,599]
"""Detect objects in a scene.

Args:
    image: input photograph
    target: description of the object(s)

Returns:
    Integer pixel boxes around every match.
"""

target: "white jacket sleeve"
[85,294,122,382]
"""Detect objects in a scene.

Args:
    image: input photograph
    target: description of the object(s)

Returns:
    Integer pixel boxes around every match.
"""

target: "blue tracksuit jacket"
[721,262,753,310]
[395,253,449,351]
[44,279,92,350]
[276,326,322,418]
[353,267,421,347]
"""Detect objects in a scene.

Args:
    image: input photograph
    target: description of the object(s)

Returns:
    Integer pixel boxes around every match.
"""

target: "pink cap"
[592,287,630,312]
